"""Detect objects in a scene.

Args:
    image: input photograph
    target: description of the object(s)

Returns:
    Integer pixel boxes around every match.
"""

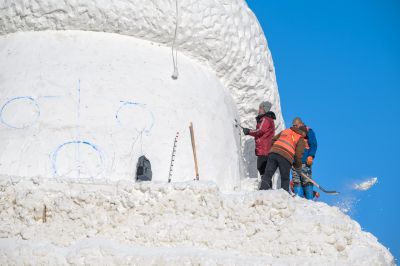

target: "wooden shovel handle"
[189,122,199,180]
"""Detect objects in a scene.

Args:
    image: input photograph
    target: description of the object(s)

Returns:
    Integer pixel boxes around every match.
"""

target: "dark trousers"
[260,153,291,192]
[257,155,269,176]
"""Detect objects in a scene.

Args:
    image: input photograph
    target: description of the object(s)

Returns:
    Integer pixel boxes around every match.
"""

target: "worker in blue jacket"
[291,117,318,199]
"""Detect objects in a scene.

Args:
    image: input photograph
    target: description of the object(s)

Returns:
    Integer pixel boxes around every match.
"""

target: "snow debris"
[353,177,378,191]
[0,178,394,265]
[336,197,360,214]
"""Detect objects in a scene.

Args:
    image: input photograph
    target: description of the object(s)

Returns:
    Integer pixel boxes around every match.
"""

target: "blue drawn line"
[115,100,155,134]
[51,140,105,178]
[0,96,40,129]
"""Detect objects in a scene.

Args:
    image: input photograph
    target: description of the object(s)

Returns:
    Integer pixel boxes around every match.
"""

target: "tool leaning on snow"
[292,167,339,195]
[189,122,199,181]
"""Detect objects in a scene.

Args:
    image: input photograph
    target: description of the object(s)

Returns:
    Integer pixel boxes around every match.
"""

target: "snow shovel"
[293,168,339,195]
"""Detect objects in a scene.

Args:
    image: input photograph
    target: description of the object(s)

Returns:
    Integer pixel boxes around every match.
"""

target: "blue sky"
[246,0,400,260]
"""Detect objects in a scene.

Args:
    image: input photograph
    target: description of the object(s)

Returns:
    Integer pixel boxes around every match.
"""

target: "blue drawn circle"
[0,96,40,129]
[51,140,105,178]
[115,101,154,134]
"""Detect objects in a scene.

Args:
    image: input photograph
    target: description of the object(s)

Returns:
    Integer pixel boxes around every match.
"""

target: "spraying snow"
[353,177,378,191]
[335,196,360,214]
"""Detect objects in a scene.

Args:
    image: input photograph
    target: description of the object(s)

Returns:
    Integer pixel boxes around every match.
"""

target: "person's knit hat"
[259,101,272,113]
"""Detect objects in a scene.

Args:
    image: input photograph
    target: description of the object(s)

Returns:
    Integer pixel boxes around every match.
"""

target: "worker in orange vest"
[260,123,306,192]
[291,117,318,199]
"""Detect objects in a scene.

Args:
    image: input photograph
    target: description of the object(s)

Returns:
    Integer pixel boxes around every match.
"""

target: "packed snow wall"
[0,0,284,189]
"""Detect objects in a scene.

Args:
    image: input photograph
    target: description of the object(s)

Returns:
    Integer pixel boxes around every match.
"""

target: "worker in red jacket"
[242,101,276,177]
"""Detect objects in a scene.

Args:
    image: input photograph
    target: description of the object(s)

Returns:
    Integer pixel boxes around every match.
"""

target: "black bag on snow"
[136,155,152,181]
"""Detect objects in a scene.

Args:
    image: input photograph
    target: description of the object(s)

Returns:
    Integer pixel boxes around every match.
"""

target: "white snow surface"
[0,178,394,265]
[0,0,284,130]
[353,177,378,191]
[0,30,244,190]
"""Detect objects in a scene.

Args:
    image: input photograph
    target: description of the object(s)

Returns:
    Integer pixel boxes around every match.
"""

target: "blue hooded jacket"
[302,127,317,163]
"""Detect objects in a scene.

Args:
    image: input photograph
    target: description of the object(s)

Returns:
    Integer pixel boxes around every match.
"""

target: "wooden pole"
[189,122,199,180]
[42,204,47,223]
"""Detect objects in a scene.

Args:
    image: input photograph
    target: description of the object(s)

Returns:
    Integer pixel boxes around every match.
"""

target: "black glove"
[242,128,250,135]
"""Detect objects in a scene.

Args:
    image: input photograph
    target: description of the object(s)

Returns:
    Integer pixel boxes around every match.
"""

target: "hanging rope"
[171,0,179,80]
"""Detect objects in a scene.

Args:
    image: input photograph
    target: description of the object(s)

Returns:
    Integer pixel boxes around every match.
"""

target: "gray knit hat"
[259,101,272,113]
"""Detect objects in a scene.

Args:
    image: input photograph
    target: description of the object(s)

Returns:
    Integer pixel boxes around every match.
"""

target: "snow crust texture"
[0,0,284,129]
[0,178,394,265]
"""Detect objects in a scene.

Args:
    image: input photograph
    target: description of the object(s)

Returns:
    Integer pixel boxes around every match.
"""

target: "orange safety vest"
[273,128,303,161]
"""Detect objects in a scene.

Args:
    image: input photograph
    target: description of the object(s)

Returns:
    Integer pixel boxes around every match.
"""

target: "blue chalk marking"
[0,96,40,129]
[51,140,105,179]
[115,101,155,134]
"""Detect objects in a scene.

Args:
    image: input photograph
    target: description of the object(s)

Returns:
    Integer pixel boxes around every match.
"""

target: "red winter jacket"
[248,112,275,156]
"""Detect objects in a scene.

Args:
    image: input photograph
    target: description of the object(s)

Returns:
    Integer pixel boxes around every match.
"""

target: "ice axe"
[234,119,245,129]
[234,119,253,130]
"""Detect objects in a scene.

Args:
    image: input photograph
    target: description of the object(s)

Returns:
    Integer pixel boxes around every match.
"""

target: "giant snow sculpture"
[0,0,284,190]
